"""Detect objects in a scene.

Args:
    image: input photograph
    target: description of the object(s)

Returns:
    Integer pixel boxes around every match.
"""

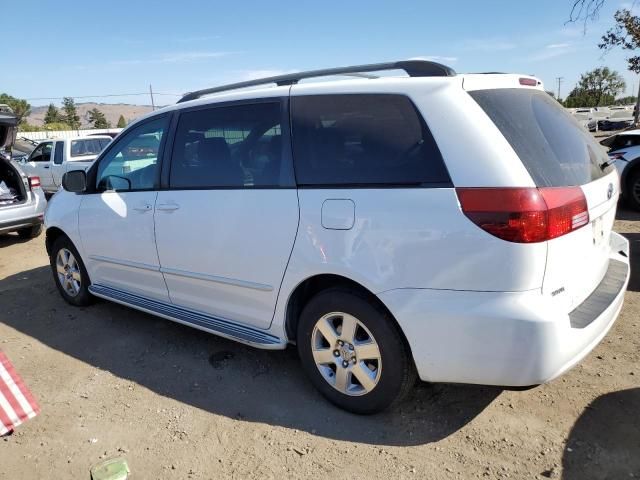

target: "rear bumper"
[378,231,630,386]
[0,190,47,234]
[0,214,43,234]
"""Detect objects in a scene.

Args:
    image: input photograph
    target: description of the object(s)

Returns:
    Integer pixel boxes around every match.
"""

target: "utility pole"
[635,76,640,125]
[556,77,564,101]
[149,84,156,111]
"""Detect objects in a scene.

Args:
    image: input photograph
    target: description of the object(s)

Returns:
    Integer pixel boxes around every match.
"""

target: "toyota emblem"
[607,183,614,200]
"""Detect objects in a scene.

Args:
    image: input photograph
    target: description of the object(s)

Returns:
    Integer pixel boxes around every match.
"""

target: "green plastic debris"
[90,458,130,480]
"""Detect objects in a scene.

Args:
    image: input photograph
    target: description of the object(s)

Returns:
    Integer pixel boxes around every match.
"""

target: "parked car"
[1,106,46,238]
[45,61,630,413]
[597,110,635,131]
[572,108,597,132]
[20,136,112,194]
[600,129,640,209]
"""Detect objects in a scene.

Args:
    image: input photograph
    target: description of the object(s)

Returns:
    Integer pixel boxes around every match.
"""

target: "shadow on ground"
[0,232,32,248]
[620,232,640,292]
[0,266,500,446]
[616,205,640,222]
[563,388,640,479]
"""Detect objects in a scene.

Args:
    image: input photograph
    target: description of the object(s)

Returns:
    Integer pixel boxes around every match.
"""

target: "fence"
[19,128,123,141]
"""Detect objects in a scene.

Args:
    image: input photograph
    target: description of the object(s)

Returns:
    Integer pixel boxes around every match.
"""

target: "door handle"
[133,203,153,212]
[157,203,180,212]
[44,165,50,169]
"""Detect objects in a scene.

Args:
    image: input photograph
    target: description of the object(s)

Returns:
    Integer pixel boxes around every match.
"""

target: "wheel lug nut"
[342,361,348,368]
[351,358,357,364]
[348,344,354,350]
[338,340,344,346]
[333,350,340,357]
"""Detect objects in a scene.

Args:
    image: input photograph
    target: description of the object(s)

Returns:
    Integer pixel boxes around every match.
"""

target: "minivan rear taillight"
[28,176,41,190]
[456,187,589,243]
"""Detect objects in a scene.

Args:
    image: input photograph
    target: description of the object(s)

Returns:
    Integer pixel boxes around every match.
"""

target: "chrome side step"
[88,284,286,349]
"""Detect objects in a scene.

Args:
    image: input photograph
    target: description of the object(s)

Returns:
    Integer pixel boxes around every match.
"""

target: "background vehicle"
[45,61,630,414]
[0,112,46,238]
[572,108,597,132]
[597,110,635,131]
[601,129,640,209]
[20,136,112,194]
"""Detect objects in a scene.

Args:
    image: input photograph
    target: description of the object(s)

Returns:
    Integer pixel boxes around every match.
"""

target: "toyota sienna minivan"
[44,61,630,413]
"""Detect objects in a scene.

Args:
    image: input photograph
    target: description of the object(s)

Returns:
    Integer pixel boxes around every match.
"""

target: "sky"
[3,0,640,107]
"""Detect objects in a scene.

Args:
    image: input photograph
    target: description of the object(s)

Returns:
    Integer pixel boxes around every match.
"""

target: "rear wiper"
[600,160,614,171]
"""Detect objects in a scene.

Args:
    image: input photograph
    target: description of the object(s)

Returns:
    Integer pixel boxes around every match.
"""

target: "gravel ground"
[0,206,638,480]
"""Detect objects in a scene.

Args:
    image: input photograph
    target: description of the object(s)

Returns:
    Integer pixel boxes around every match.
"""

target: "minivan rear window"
[470,89,613,187]
[291,94,451,187]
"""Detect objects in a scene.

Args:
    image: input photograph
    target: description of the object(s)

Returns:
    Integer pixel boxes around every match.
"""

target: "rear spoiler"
[462,74,544,92]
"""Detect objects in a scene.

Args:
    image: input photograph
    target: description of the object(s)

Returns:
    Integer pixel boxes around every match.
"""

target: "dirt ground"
[0,208,638,480]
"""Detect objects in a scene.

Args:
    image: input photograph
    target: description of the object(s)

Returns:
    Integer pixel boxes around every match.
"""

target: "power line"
[24,92,182,101]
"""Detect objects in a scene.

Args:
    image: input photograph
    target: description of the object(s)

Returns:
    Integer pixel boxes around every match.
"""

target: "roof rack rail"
[178,60,456,103]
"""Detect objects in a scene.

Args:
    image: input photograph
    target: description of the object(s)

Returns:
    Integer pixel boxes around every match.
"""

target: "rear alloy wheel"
[49,236,93,306]
[297,289,416,414]
[311,312,382,396]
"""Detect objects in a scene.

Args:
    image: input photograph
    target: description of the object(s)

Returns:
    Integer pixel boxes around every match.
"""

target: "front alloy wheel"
[49,235,93,306]
[56,248,82,297]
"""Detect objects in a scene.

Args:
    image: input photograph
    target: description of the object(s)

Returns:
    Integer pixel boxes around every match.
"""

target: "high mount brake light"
[519,77,539,87]
[519,77,538,87]
[456,187,589,243]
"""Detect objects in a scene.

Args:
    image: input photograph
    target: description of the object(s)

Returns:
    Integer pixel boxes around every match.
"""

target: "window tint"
[70,138,109,157]
[470,89,613,187]
[96,116,167,191]
[291,94,450,186]
[53,142,64,165]
[607,134,640,151]
[170,102,285,188]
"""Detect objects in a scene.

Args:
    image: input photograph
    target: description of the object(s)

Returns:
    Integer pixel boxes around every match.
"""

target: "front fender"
[44,190,84,258]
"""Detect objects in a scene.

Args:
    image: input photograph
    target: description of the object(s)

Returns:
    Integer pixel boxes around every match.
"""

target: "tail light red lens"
[456,187,589,243]
[28,176,41,189]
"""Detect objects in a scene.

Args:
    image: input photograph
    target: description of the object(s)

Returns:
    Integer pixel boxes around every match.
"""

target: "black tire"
[626,169,640,211]
[297,288,416,414]
[49,235,93,306]
[17,224,42,239]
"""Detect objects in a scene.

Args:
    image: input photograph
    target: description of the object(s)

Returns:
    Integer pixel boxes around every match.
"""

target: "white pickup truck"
[21,135,112,193]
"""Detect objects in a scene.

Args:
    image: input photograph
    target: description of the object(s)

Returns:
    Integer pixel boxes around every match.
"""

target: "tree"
[62,97,81,130]
[615,95,638,105]
[600,9,640,73]
[43,122,72,131]
[88,108,110,129]
[0,93,31,123]
[43,103,61,124]
[564,67,625,107]
[116,115,127,128]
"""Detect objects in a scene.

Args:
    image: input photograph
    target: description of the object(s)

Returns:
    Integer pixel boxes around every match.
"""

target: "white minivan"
[45,61,630,413]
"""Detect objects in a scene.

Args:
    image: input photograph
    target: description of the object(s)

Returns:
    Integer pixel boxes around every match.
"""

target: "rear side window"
[170,102,288,188]
[291,94,450,187]
[470,89,612,187]
[70,139,109,157]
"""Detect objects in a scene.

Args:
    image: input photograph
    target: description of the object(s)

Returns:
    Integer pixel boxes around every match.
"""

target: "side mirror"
[62,170,87,193]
